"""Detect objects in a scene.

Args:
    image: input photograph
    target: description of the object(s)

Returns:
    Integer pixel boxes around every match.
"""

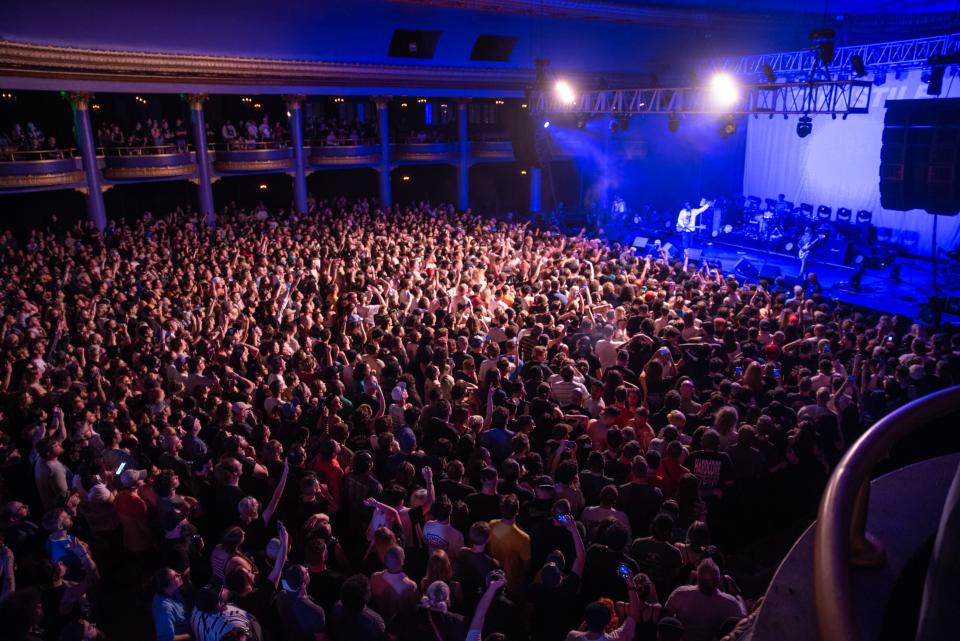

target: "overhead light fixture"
[851,54,867,78]
[555,80,576,105]
[709,73,739,109]
[720,114,737,139]
[668,113,680,133]
[402,175,411,181]
[543,120,551,129]
[762,63,776,84]
[576,116,587,129]
[618,116,629,132]
[521,103,528,109]
[926,55,947,96]
[520,170,527,175]
[609,119,619,134]
[872,69,887,86]
[796,115,813,138]
[259,184,268,190]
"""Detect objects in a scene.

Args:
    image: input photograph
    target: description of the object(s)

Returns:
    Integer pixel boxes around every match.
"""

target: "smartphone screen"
[115,462,126,475]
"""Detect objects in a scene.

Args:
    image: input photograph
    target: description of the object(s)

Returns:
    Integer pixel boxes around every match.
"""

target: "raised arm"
[563,516,586,577]
[262,460,290,525]
[467,578,507,639]
[267,521,289,588]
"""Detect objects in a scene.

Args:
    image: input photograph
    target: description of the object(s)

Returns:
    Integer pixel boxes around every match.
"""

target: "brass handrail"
[814,385,960,641]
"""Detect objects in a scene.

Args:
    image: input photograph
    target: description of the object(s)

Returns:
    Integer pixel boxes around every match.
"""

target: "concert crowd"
[0,198,956,641]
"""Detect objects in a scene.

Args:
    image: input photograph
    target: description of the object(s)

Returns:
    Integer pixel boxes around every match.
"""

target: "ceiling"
[2,0,956,79]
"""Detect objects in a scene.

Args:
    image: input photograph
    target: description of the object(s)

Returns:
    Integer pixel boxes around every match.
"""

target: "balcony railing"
[211,140,290,151]
[814,385,960,641]
[307,137,378,147]
[1,147,82,161]
[101,144,192,156]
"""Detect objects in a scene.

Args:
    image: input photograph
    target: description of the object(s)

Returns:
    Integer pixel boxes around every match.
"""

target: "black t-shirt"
[308,568,346,614]
[580,544,638,604]
[327,604,387,641]
[630,536,682,599]
[529,574,581,641]
[685,450,734,495]
[397,606,466,641]
[616,482,663,539]
[464,492,501,524]
[454,548,500,610]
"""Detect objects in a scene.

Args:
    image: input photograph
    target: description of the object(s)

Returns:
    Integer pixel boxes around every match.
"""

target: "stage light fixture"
[873,69,887,86]
[609,119,619,134]
[709,73,739,109]
[576,117,586,129]
[810,28,836,65]
[668,113,680,133]
[762,63,776,84]
[720,115,737,139]
[851,54,867,78]
[618,116,629,131]
[543,120,551,129]
[555,80,576,105]
[796,115,813,138]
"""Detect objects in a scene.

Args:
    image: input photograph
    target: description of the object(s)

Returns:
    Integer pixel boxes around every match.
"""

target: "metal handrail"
[307,137,378,147]
[101,145,192,156]
[0,147,81,161]
[814,385,960,641]
[212,140,290,151]
[393,135,457,144]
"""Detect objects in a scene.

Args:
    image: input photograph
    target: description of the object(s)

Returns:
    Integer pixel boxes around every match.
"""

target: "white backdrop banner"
[744,69,960,255]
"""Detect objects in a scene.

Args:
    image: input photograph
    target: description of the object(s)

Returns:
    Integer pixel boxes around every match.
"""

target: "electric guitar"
[798,236,823,261]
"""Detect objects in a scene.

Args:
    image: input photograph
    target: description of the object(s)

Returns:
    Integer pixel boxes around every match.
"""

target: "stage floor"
[696,240,960,323]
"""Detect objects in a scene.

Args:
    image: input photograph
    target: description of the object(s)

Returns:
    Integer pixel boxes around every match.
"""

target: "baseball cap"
[120,468,147,488]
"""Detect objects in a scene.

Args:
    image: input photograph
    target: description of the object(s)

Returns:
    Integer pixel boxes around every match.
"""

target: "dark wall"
[545,114,747,214]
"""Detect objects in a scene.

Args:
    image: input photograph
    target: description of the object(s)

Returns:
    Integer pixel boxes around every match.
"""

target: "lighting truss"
[530,80,872,117]
[704,32,960,80]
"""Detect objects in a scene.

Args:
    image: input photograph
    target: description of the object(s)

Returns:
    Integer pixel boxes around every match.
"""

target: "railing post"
[188,93,215,227]
[849,481,887,568]
[69,92,107,231]
[376,97,391,210]
[285,94,308,214]
[457,99,470,211]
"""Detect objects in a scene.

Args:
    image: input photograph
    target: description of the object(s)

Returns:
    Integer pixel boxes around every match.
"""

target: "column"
[529,166,542,214]
[70,92,106,230]
[376,97,391,210]
[285,94,308,214]
[457,99,470,211]
[188,93,216,227]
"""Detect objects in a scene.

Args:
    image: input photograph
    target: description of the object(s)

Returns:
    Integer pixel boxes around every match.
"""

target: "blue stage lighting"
[543,120,550,128]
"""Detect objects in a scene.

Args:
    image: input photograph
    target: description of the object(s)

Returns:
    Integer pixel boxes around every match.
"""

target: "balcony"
[392,135,458,164]
[309,138,379,168]
[102,145,197,180]
[212,141,293,173]
[0,148,85,190]
[470,135,515,163]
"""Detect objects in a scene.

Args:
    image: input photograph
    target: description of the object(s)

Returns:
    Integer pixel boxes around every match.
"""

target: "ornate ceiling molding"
[0,40,536,91]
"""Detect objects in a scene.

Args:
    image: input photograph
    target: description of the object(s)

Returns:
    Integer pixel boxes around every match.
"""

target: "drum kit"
[742,196,815,241]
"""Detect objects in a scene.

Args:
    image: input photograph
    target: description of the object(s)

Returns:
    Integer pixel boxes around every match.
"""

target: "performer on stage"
[676,198,714,249]
[797,226,827,278]
[611,195,626,216]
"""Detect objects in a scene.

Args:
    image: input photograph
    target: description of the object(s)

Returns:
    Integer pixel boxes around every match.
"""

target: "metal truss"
[530,80,872,116]
[704,33,960,79]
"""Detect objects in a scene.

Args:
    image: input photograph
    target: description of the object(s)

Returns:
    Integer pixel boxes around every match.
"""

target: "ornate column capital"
[374,96,392,108]
[283,94,307,110]
[186,93,209,111]
[69,92,96,111]
[456,98,472,110]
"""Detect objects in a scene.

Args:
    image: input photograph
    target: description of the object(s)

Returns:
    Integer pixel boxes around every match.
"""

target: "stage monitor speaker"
[685,248,703,263]
[759,264,781,282]
[661,242,675,256]
[817,238,851,265]
[734,257,760,281]
[632,236,649,250]
[879,98,960,215]
[779,275,804,290]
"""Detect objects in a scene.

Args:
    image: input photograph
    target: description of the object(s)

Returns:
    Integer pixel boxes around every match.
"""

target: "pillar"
[457,99,470,211]
[376,97,391,210]
[285,94,308,214]
[70,92,106,230]
[188,94,216,227]
[530,167,542,214]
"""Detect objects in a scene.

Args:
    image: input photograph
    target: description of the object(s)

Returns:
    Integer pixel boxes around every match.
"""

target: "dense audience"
[0,198,956,641]
[0,122,62,154]
[306,117,377,146]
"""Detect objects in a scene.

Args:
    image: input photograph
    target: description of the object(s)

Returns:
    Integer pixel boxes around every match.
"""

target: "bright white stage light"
[543,120,551,128]
[555,80,577,105]
[709,73,739,109]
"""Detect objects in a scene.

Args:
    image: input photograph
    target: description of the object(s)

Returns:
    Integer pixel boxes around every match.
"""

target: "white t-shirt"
[565,617,635,641]
[423,520,465,554]
[664,585,745,641]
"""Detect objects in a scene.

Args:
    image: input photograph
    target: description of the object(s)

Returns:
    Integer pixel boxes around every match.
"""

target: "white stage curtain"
[744,69,960,255]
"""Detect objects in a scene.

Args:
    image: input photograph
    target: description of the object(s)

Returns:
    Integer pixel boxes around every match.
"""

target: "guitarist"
[676,198,714,250]
[798,227,826,278]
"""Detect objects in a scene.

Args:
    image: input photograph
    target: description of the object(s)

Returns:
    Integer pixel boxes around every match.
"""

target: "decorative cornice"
[213,159,293,172]
[0,170,86,188]
[103,164,198,179]
[309,155,380,166]
[0,40,535,90]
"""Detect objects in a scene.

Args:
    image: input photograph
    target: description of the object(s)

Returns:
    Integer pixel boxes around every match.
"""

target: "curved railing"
[101,144,192,156]
[814,385,960,641]
[307,137,378,147]
[1,147,81,161]
[210,140,289,151]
